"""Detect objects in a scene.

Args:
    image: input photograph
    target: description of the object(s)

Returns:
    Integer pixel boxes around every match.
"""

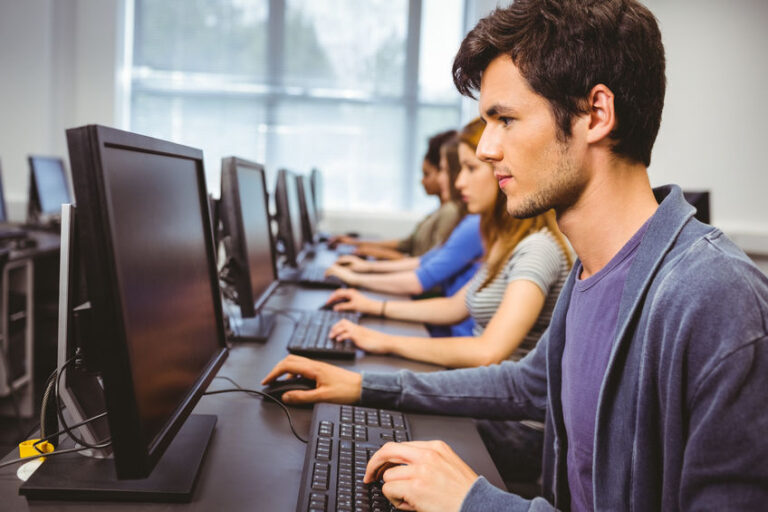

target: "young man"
[263,1,768,510]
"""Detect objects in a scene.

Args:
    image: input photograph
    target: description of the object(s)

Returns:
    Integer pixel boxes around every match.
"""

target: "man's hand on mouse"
[364,440,479,512]
[323,289,382,316]
[261,355,362,405]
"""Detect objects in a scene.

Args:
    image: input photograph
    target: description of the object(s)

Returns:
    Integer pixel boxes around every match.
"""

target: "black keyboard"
[280,265,345,289]
[296,403,411,512]
[299,265,335,283]
[286,310,361,359]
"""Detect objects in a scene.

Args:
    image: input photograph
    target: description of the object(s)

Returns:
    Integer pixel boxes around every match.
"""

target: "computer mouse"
[319,297,350,311]
[261,377,317,403]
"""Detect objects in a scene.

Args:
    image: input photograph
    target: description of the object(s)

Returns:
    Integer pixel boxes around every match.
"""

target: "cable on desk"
[0,445,99,471]
[32,411,108,454]
[54,355,111,450]
[205,381,308,444]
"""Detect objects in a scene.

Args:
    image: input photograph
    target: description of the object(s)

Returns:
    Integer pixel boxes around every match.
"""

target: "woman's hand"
[323,288,382,316]
[261,355,363,405]
[327,235,360,248]
[335,254,372,273]
[329,319,393,354]
[325,263,361,286]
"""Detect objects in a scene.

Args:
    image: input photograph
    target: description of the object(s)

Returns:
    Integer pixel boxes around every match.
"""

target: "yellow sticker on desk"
[19,439,54,460]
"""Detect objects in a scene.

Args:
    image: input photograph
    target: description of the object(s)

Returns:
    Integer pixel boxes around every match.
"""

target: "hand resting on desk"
[261,355,362,405]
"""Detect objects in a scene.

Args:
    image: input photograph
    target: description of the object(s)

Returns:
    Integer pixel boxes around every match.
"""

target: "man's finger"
[364,442,426,483]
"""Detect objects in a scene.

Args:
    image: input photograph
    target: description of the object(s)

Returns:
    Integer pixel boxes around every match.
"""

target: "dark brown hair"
[453,0,666,167]
[425,129,457,168]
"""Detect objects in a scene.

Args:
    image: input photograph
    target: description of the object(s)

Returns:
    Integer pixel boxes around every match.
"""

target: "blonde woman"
[326,118,573,367]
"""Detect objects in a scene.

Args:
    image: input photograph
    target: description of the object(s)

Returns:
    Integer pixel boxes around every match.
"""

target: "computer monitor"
[20,125,228,502]
[219,157,280,341]
[274,169,306,266]
[0,159,8,223]
[309,168,323,221]
[682,190,711,224]
[297,174,318,246]
[208,193,221,248]
[27,155,72,226]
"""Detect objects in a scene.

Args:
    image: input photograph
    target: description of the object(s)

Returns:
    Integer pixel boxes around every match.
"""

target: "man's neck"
[558,158,658,280]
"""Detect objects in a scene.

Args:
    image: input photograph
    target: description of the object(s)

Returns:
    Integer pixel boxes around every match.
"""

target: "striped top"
[464,229,571,361]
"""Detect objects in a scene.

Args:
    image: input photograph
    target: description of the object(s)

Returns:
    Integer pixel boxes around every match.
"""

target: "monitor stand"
[228,312,276,342]
[19,414,217,503]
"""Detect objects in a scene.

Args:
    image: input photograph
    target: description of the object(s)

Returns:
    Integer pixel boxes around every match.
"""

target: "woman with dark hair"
[330,129,464,259]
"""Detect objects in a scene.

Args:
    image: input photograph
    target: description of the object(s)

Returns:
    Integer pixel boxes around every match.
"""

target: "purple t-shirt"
[561,220,650,511]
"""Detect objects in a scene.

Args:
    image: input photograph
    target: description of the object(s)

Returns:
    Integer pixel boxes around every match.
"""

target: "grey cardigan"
[361,185,768,510]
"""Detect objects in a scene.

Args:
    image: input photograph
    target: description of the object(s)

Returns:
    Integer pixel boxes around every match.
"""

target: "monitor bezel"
[309,167,323,222]
[274,169,305,267]
[0,159,8,223]
[296,174,318,246]
[66,124,228,479]
[219,156,279,319]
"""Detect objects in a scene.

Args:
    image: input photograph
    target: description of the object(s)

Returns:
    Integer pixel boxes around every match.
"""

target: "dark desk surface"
[0,282,434,511]
[0,276,501,510]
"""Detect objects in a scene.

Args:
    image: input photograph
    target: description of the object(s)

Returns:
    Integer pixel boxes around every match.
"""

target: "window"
[128,0,466,212]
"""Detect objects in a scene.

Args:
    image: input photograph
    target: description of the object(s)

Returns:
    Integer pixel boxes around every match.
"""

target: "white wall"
[0,0,121,220]
[645,0,768,248]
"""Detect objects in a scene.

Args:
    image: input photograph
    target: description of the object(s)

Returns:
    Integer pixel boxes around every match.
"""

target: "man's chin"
[506,197,546,219]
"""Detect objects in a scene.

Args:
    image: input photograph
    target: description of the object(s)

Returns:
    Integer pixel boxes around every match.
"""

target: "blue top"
[415,214,482,336]
[562,219,649,512]
[361,185,768,511]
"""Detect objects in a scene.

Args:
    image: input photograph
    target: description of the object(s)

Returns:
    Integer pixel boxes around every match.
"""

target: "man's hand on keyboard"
[261,355,362,405]
[364,440,479,512]
[328,319,392,354]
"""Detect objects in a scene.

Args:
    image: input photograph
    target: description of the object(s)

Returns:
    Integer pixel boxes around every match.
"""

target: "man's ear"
[585,84,616,144]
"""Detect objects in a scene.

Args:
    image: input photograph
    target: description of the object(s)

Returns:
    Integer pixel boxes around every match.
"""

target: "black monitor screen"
[310,168,323,221]
[285,172,305,253]
[101,146,221,447]
[299,175,318,242]
[31,156,71,215]
[683,190,711,224]
[238,166,275,306]
[0,159,7,223]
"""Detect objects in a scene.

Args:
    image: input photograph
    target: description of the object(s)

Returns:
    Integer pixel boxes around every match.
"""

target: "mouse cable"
[203,387,308,444]
[54,356,112,450]
[0,445,102,471]
[30,411,110,454]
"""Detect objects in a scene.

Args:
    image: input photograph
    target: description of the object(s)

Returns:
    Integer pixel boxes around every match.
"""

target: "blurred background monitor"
[297,174,318,247]
[219,157,279,341]
[21,125,228,501]
[27,156,72,226]
[274,169,306,267]
[682,190,711,224]
[309,168,323,222]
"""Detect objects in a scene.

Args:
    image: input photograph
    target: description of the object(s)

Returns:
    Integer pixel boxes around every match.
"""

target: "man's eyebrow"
[484,104,518,118]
